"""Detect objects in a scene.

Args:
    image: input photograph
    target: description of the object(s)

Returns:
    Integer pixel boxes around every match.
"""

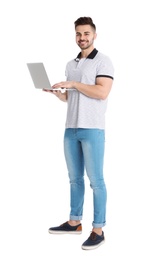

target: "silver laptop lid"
[27,62,52,90]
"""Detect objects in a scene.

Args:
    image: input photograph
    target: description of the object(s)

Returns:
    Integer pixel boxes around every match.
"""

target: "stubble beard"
[78,38,94,50]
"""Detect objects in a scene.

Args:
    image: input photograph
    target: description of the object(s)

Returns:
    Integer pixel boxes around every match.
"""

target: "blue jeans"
[64,128,107,228]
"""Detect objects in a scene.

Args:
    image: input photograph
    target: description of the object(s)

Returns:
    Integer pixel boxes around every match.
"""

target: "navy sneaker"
[81,231,105,250]
[48,221,82,234]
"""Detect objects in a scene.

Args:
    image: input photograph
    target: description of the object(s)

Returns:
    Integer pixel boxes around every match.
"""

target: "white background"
[0,0,154,259]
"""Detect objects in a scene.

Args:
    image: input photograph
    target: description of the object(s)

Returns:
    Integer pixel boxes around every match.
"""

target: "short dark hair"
[74,17,96,31]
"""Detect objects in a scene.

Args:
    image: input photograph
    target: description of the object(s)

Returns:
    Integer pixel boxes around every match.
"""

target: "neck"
[81,46,94,58]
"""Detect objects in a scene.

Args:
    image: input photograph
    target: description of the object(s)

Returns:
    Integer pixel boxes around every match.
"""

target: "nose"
[80,36,85,41]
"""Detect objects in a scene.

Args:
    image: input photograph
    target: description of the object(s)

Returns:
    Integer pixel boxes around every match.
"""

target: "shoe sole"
[48,230,82,234]
[81,239,105,250]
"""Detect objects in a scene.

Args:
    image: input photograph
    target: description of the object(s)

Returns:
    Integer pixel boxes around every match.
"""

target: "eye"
[84,32,90,36]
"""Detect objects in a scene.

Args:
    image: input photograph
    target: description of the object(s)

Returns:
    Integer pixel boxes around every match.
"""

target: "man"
[46,17,114,250]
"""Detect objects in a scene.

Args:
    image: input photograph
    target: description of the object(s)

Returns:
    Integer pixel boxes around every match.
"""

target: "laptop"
[27,62,75,91]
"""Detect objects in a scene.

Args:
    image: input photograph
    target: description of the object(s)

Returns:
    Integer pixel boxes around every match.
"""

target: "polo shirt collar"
[75,48,98,61]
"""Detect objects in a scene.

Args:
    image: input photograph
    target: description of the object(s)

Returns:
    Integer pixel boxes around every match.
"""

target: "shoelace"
[89,232,97,240]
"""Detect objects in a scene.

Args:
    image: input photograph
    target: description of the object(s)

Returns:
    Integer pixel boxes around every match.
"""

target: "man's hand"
[52,81,74,90]
[43,89,67,102]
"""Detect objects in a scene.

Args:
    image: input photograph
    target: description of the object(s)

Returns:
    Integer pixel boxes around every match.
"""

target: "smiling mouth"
[79,41,86,44]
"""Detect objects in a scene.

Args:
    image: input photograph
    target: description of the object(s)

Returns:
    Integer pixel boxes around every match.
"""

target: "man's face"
[75,25,97,50]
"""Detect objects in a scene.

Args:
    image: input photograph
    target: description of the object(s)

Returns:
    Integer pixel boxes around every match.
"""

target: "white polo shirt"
[65,48,114,129]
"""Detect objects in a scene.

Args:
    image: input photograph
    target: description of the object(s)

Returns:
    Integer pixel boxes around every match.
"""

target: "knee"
[90,178,105,190]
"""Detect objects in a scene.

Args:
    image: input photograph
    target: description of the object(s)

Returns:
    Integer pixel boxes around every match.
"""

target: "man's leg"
[64,128,85,223]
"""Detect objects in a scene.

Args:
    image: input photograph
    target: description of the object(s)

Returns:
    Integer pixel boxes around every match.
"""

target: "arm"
[43,89,67,102]
[73,77,113,100]
[52,77,113,100]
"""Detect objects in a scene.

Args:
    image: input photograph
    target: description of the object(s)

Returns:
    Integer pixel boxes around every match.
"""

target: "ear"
[94,33,97,40]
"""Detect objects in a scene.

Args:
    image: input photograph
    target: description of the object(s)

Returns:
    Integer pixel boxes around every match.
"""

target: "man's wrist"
[72,81,77,89]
